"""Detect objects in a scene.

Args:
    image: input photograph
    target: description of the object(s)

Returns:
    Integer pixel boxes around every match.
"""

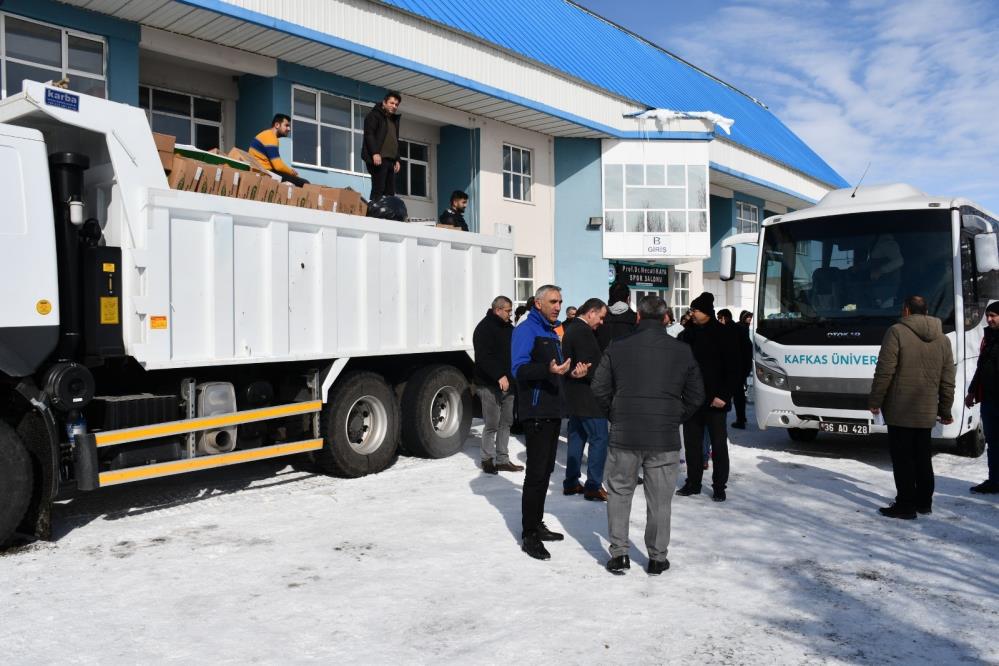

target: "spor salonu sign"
[608,262,669,288]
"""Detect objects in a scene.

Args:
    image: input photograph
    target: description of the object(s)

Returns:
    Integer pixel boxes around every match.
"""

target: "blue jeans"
[564,416,609,491]
[980,400,999,482]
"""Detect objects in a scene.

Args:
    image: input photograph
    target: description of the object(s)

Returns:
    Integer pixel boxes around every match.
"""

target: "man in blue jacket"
[512,285,590,560]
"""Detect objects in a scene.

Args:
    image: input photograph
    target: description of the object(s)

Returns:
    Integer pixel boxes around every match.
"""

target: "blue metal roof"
[381,0,848,188]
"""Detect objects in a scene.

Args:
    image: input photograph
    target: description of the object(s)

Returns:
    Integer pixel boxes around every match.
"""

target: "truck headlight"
[756,363,790,391]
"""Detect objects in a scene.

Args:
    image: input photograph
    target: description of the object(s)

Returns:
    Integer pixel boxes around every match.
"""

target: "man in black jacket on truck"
[592,295,704,575]
[362,91,402,202]
[677,292,743,502]
[473,296,523,475]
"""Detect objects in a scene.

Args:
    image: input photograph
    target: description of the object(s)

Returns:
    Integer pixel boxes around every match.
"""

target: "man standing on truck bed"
[362,91,403,202]
[249,114,309,187]
[512,285,590,561]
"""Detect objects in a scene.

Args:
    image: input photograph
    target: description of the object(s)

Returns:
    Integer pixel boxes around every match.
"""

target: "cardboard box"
[258,175,281,204]
[275,181,297,206]
[237,171,262,201]
[337,188,364,215]
[196,163,224,195]
[226,147,272,174]
[216,165,241,198]
[315,187,339,212]
[153,132,176,173]
[167,156,204,192]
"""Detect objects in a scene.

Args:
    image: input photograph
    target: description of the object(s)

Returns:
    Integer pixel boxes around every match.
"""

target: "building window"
[503,144,532,202]
[672,270,690,321]
[736,201,760,235]
[291,85,370,174]
[514,256,534,307]
[395,140,429,198]
[1,13,106,99]
[139,86,222,151]
[602,163,707,234]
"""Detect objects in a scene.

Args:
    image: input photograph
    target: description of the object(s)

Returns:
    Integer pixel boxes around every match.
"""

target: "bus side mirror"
[975,233,999,272]
[720,245,736,281]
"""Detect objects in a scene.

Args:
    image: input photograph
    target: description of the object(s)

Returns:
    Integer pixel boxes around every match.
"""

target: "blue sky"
[576,0,999,212]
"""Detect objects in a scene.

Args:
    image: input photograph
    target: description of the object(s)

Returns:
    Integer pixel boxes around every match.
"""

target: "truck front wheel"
[956,423,986,458]
[0,421,33,547]
[401,364,473,458]
[314,372,399,477]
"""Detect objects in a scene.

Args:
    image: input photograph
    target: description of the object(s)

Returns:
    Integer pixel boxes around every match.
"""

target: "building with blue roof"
[6,0,845,314]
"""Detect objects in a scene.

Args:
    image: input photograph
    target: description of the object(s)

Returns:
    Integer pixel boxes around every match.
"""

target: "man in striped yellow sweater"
[249,114,309,187]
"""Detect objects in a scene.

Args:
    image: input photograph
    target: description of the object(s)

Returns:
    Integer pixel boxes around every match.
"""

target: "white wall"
[478,119,556,289]
[397,116,439,221]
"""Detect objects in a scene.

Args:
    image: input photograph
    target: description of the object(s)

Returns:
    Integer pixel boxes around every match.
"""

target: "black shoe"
[606,555,630,575]
[647,559,670,575]
[536,521,564,541]
[676,483,701,497]
[970,480,999,494]
[482,459,498,475]
[917,504,932,515]
[636,476,644,485]
[731,421,746,429]
[521,534,551,561]
[878,504,917,520]
[712,488,727,502]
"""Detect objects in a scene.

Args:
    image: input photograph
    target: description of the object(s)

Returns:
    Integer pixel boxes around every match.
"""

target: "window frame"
[503,143,533,203]
[736,201,760,235]
[395,138,431,200]
[672,270,690,322]
[514,255,535,307]
[0,12,107,99]
[138,84,223,151]
[602,162,708,234]
[290,84,370,176]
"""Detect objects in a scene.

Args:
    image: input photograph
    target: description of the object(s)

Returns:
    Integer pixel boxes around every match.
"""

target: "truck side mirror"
[975,233,999,273]
[720,245,736,281]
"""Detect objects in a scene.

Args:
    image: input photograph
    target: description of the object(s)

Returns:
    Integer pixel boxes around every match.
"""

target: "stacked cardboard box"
[156,133,369,216]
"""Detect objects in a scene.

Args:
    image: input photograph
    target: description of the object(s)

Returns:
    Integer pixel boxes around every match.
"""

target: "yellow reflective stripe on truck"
[94,401,323,447]
[98,438,324,486]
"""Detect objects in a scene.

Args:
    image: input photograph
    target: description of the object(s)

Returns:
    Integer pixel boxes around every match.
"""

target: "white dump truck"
[0,81,513,546]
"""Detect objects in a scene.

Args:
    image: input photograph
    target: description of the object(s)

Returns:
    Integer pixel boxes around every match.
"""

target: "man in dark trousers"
[592,296,704,575]
[677,292,743,502]
[511,285,590,560]
[597,280,637,351]
[870,296,955,519]
[561,298,609,501]
[965,301,999,494]
[362,91,402,202]
[473,296,523,475]
[731,310,754,429]
[438,190,469,231]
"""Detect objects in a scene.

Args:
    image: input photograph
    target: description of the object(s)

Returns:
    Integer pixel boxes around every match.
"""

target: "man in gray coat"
[869,295,955,520]
[591,295,704,575]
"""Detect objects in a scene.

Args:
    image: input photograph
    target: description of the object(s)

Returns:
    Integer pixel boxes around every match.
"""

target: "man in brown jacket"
[869,295,956,519]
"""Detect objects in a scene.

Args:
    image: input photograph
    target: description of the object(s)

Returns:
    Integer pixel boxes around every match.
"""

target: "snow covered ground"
[1,407,996,664]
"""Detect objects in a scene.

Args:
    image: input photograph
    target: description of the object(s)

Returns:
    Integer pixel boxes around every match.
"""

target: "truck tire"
[0,422,33,547]
[787,428,818,442]
[314,372,399,478]
[400,364,473,458]
[956,424,986,458]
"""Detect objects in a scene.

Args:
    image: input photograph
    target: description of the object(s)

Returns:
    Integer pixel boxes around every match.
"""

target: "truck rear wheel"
[401,364,473,458]
[788,428,818,442]
[956,423,986,458]
[314,372,399,477]
[0,421,33,547]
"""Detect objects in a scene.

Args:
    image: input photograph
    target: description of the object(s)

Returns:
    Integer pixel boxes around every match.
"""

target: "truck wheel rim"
[430,386,461,438]
[345,395,387,455]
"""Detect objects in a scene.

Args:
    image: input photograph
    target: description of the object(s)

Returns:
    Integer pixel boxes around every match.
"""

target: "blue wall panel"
[437,125,480,230]
[554,137,606,311]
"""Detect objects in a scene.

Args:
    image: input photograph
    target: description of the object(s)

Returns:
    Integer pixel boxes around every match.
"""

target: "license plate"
[819,422,869,435]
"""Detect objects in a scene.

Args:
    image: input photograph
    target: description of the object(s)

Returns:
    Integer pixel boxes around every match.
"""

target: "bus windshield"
[758,209,954,345]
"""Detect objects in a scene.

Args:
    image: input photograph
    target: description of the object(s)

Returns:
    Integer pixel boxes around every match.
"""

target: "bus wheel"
[956,424,986,458]
[787,428,818,442]
[314,372,399,478]
[401,365,472,458]
[0,422,33,548]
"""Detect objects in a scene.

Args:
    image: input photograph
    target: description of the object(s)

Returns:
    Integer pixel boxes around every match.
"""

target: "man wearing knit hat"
[964,300,999,495]
[677,292,743,501]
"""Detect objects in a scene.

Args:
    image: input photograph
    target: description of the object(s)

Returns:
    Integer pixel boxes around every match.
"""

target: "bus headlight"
[756,363,790,391]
